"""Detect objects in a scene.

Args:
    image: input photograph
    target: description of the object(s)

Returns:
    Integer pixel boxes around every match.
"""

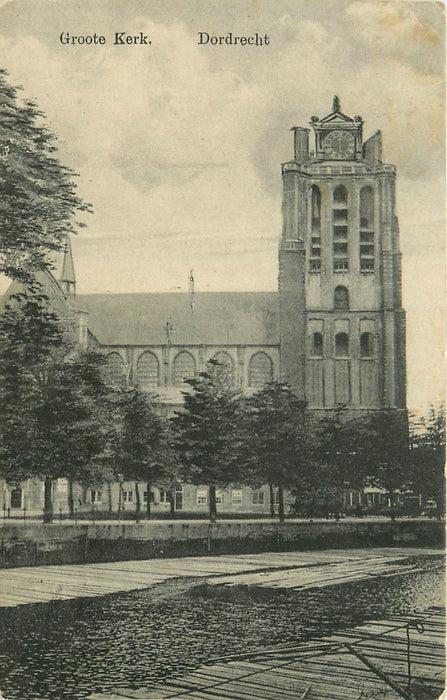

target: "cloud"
[346,1,444,73]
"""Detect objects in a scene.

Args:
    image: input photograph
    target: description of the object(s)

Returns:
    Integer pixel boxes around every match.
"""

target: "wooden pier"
[89,606,445,699]
[0,547,441,608]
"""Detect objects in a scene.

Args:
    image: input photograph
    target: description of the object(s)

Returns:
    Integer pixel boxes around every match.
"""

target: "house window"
[248,353,273,388]
[104,353,125,387]
[332,185,348,272]
[137,352,159,387]
[91,489,102,504]
[359,186,375,273]
[158,489,169,503]
[335,332,349,357]
[334,286,349,310]
[252,490,265,505]
[360,332,374,358]
[215,489,224,505]
[122,490,133,503]
[143,491,154,504]
[232,489,243,505]
[309,185,322,272]
[173,352,196,386]
[273,488,280,505]
[310,332,323,358]
[10,488,22,509]
[196,488,207,505]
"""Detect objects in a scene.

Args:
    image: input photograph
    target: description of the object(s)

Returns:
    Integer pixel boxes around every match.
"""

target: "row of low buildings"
[1,478,412,520]
[0,98,409,518]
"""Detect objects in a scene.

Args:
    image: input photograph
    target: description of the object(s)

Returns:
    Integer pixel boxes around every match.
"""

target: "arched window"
[360,332,374,358]
[104,352,125,387]
[335,333,349,357]
[136,352,159,387]
[212,351,235,385]
[333,185,347,205]
[248,352,273,388]
[310,332,323,358]
[310,185,322,272]
[359,186,375,272]
[334,286,349,310]
[332,185,348,272]
[173,352,195,386]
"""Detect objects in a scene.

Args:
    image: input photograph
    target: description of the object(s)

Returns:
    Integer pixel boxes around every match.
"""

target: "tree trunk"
[135,481,141,522]
[269,482,275,518]
[107,482,113,513]
[169,487,175,516]
[278,483,285,523]
[118,483,122,516]
[209,484,217,522]
[68,479,74,517]
[146,482,151,517]
[43,476,53,524]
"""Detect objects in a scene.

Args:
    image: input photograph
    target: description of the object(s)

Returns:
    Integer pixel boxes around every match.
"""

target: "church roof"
[76,292,279,346]
[0,269,71,317]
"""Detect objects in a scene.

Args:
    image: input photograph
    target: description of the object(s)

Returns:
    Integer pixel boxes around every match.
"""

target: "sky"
[0,0,444,411]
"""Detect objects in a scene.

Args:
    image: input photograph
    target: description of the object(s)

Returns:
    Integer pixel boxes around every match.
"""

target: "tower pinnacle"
[332,94,340,113]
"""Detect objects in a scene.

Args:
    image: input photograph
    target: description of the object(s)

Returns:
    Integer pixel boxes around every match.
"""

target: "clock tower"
[279,97,406,417]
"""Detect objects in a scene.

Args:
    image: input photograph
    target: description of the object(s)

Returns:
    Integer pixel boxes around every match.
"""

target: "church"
[1,98,407,517]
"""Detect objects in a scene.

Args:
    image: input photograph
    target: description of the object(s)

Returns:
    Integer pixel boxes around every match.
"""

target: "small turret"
[60,236,76,298]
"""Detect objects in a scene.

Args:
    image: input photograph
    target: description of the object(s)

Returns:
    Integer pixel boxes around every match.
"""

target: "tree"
[409,404,445,518]
[117,388,172,520]
[0,70,90,282]
[304,408,371,518]
[350,409,410,519]
[243,383,311,522]
[173,359,242,522]
[0,286,109,522]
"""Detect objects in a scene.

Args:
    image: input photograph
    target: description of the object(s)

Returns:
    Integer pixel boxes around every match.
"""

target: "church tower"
[279,97,406,413]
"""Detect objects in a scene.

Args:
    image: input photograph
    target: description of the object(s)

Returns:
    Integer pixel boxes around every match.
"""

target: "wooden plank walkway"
[0,547,442,608]
[206,555,420,591]
[89,606,445,700]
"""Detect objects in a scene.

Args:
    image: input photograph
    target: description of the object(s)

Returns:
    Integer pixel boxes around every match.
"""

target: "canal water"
[0,554,444,699]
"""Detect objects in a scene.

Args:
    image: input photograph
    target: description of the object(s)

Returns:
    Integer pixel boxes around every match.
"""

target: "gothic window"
[359,186,375,272]
[335,332,349,357]
[309,185,322,272]
[332,185,348,272]
[360,332,374,358]
[136,352,159,387]
[104,353,125,387]
[334,286,349,310]
[310,332,323,357]
[248,352,273,388]
[212,351,235,385]
[173,351,195,386]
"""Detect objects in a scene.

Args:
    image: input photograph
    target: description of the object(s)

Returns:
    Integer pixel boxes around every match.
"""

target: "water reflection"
[0,555,444,699]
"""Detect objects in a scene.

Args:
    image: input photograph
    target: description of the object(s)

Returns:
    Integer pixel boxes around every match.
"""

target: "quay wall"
[0,519,443,569]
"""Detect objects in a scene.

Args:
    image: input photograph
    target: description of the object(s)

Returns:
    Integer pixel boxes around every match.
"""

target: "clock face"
[323,130,355,159]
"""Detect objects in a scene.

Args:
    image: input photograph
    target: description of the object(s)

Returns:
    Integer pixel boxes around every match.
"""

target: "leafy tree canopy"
[0,70,90,281]
[0,288,109,493]
[173,359,243,487]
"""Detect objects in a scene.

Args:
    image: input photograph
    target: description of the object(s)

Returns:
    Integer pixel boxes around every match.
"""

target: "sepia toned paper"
[0,1,444,698]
